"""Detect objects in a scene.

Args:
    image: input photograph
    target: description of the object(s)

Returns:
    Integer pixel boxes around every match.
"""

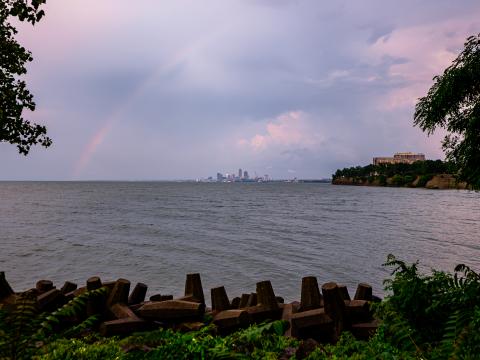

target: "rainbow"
[71,35,214,178]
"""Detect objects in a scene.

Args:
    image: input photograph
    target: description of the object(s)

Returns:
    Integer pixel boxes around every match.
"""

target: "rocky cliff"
[332,174,469,190]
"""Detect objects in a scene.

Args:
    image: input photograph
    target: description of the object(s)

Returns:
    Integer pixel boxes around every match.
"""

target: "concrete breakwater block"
[1,271,380,341]
[246,293,257,307]
[37,288,64,311]
[128,283,148,305]
[211,286,231,312]
[60,281,77,295]
[107,278,131,307]
[321,282,346,340]
[300,276,323,311]
[150,294,173,302]
[230,296,241,309]
[238,293,250,308]
[354,283,373,301]
[183,273,205,304]
[36,280,54,294]
[135,299,205,321]
[345,299,371,323]
[0,272,14,301]
[213,309,251,332]
[87,276,102,291]
[99,318,152,337]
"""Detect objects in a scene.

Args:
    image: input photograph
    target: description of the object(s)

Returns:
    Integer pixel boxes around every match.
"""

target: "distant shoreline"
[0,179,333,183]
[332,174,469,190]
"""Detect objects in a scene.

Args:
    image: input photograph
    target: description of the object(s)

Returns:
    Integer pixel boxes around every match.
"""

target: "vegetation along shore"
[332,160,471,189]
[1,255,479,359]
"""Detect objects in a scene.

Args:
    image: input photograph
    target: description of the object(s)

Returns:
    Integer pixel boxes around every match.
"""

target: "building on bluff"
[373,152,425,165]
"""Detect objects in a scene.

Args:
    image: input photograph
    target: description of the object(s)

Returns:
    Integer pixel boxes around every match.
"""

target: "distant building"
[373,152,425,166]
[243,170,249,179]
[217,172,223,181]
[238,168,242,179]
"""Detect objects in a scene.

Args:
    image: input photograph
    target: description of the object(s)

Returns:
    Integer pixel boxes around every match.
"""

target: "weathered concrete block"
[246,293,257,307]
[291,308,333,330]
[128,283,148,305]
[99,318,151,337]
[150,294,173,302]
[345,300,371,323]
[256,281,278,310]
[60,281,77,295]
[211,286,230,312]
[245,304,283,323]
[178,294,203,303]
[184,273,204,304]
[281,303,295,337]
[106,279,130,307]
[231,296,241,309]
[0,272,14,301]
[300,276,323,311]
[136,300,205,321]
[238,293,250,308]
[213,309,250,330]
[110,303,139,320]
[36,280,54,294]
[354,283,372,301]
[37,289,63,311]
[87,276,102,291]
[321,282,346,340]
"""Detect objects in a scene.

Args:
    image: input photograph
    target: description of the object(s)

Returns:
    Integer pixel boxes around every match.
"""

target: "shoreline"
[332,174,469,190]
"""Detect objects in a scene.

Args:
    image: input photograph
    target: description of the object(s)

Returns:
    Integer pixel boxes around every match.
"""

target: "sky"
[1,0,479,180]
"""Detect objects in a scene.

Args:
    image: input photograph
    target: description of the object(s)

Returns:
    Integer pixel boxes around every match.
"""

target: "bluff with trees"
[331,160,469,189]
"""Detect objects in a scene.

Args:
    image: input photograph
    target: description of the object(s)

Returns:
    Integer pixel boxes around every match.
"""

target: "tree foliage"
[0,0,51,155]
[414,34,480,189]
[332,160,454,181]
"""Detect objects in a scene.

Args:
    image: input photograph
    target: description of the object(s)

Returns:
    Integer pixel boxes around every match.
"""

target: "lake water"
[1,182,479,303]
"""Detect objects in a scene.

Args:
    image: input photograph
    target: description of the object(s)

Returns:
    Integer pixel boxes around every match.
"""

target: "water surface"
[1,182,479,302]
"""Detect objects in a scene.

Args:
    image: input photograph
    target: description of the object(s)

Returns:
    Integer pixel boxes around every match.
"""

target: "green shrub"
[391,174,405,186]
[36,320,295,360]
[377,175,387,186]
[36,338,123,360]
[404,175,415,184]
[377,255,480,359]
[305,331,417,359]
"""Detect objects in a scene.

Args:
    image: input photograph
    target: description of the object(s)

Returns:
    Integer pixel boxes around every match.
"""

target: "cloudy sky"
[2,0,479,180]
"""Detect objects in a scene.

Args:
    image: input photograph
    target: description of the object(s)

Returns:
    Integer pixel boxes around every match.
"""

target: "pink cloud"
[238,111,322,151]
[369,15,480,110]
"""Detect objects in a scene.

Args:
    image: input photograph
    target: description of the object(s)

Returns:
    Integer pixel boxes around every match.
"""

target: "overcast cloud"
[1,0,479,180]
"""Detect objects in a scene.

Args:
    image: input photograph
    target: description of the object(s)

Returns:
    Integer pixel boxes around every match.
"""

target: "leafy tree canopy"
[0,0,51,155]
[414,34,480,189]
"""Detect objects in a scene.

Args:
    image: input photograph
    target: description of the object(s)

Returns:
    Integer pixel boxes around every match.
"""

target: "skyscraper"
[238,168,242,179]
